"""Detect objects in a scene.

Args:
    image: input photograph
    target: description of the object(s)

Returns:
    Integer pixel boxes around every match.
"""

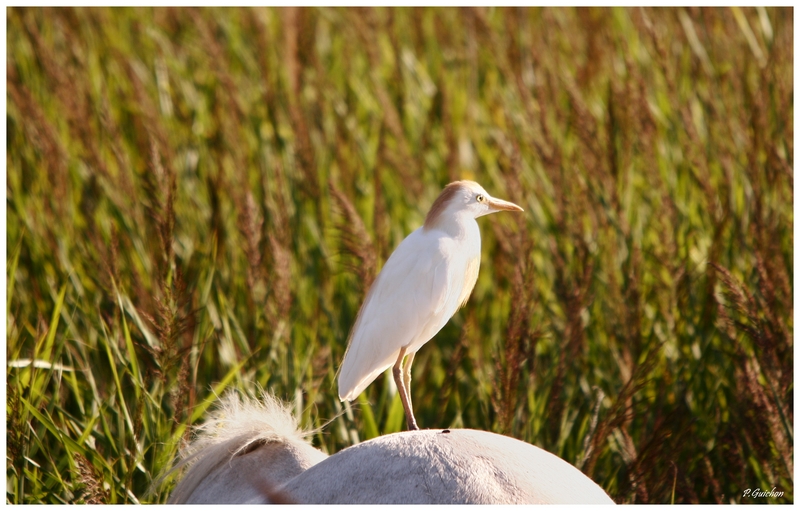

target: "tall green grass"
[6,7,792,503]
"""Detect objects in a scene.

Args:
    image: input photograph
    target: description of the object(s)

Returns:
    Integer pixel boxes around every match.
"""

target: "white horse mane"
[185,389,312,456]
[165,389,320,504]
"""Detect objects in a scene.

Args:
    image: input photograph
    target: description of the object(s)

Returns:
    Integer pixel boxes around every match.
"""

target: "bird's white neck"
[425,211,480,241]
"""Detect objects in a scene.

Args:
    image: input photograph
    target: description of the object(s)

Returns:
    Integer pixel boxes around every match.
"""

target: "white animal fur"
[166,391,326,504]
[167,391,614,504]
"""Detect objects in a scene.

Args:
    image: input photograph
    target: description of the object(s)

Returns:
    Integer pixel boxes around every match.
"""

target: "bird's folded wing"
[338,229,454,401]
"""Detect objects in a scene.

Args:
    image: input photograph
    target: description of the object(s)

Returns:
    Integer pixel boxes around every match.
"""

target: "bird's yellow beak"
[488,197,524,212]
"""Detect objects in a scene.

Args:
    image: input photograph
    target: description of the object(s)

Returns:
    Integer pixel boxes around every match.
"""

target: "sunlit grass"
[6,7,793,503]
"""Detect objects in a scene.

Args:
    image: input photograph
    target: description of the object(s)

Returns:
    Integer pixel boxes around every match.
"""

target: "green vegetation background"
[6,7,793,504]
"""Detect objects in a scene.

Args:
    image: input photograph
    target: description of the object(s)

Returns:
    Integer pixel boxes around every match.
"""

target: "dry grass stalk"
[349,8,422,195]
[6,76,69,216]
[262,158,294,336]
[713,262,793,482]
[283,7,320,201]
[236,190,266,311]
[329,181,378,294]
[72,453,109,504]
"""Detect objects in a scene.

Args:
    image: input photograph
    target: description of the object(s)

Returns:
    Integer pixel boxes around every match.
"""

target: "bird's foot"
[407,420,420,431]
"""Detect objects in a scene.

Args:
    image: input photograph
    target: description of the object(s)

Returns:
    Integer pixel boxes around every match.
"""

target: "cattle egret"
[337,180,523,430]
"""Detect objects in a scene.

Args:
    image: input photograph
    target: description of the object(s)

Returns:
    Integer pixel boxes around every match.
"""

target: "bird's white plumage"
[338,226,480,401]
[337,181,523,414]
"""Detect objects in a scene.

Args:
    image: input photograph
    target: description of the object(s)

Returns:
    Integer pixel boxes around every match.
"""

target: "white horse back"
[284,429,614,504]
[168,390,614,505]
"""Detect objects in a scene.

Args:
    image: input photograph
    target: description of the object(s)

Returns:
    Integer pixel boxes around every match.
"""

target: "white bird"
[337,180,523,430]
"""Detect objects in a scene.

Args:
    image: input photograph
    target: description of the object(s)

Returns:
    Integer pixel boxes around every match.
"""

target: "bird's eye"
[476,194,485,203]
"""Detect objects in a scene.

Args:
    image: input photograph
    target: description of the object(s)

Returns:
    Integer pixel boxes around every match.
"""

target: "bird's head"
[424,180,523,230]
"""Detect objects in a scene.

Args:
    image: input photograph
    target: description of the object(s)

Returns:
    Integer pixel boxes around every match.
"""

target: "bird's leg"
[402,350,416,428]
[393,347,419,431]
